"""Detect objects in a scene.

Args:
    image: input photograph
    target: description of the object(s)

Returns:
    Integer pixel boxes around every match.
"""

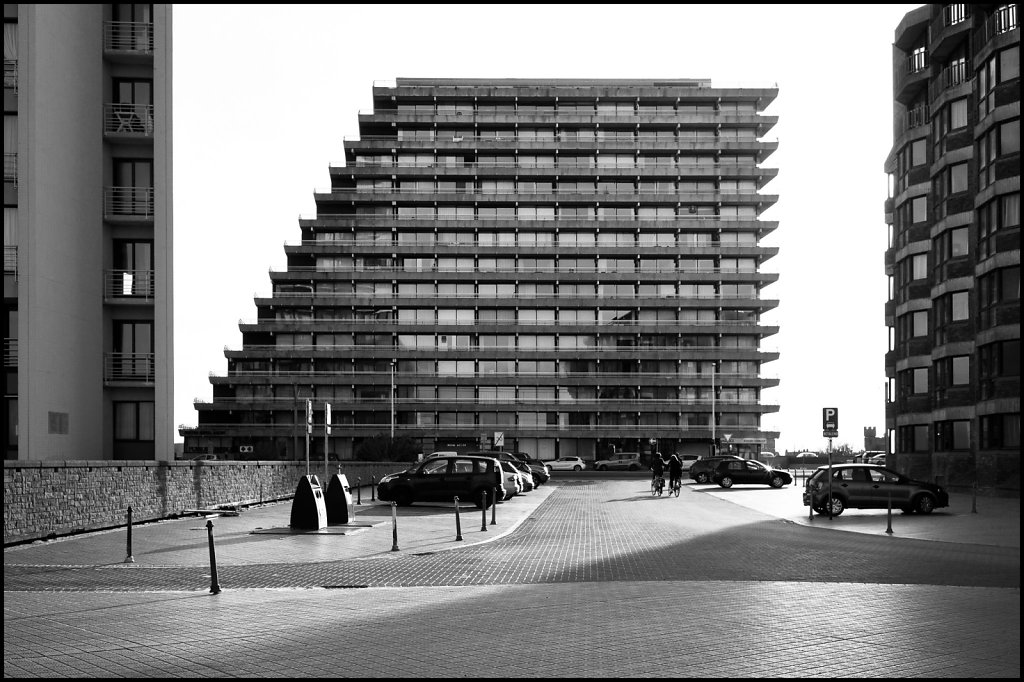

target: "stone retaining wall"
[3,460,404,545]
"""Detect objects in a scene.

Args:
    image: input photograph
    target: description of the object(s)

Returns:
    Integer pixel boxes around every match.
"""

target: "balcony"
[894,51,929,105]
[896,104,930,139]
[929,4,972,60]
[3,244,16,281]
[928,61,971,102]
[103,103,154,138]
[3,338,16,368]
[975,4,1018,46]
[103,21,154,54]
[3,59,15,93]
[104,186,154,220]
[3,152,15,185]
[104,352,155,383]
[105,269,154,300]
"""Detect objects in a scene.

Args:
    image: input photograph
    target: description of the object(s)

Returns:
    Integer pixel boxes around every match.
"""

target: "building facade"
[3,4,174,461]
[182,78,780,462]
[885,4,1019,491]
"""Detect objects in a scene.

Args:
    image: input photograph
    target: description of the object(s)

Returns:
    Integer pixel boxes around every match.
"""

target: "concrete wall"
[3,460,404,544]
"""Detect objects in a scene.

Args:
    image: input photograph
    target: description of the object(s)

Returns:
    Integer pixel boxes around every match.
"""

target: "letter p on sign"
[822,407,839,430]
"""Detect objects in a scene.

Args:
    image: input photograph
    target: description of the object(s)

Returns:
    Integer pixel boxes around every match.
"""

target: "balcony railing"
[346,133,774,145]
[104,352,155,382]
[3,59,15,92]
[307,213,763,223]
[257,292,768,302]
[105,187,155,217]
[896,50,929,86]
[3,152,16,185]
[105,269,154,299]
[346,159,771,171]
[209,369,774,380]
[103,21,154,53]
[976,3,1019,43]
[897,104,931,137]
[3,338,16,368]
[3,245,16,280]
[929,60,971,100]
[103,103,154,136]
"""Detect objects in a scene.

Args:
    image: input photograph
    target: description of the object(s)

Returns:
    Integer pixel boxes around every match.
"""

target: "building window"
[978,45,1020,119]
[978,192,1020,259]
[934,290,970,343]
[980,413,1021,449]
[935,419,971,450]
[114,401,155,441]
[935,354,971,390]
[934,226,969,271]
[978,266,1021,328]
[933,98,968,158]
[978,118,1021,188]
[898,424,930,453]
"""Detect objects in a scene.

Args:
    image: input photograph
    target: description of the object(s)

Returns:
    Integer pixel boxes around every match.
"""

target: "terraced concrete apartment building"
[885,4,1019,491]
[4,4,174,461]
[182,78,780,462]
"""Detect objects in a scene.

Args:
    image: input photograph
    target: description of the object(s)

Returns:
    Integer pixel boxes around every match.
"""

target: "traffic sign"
[823,429,838,438]
[494,431,504,447]
[822,407,838,431]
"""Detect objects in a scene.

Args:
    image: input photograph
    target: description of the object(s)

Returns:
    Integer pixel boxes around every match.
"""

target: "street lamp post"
[390,360,396,440]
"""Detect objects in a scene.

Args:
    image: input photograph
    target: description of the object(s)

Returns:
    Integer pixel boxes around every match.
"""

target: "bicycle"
[651,474,665,497]
[669,476,681,497]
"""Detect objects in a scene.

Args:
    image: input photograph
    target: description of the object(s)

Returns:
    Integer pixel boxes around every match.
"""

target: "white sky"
[172,3,923,454]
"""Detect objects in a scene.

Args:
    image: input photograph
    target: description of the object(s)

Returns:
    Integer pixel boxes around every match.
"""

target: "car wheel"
[598,465,607,471]
[719,476,733,489]
[769,475,785,488]
[695,472,709,484]
[826,495,845,516]
[914,494,936,515]
[573,465,582,471]
[393,489,413,507]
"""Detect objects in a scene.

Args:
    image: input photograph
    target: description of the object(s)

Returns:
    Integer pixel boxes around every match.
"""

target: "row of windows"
[896,413,1020,452]
[393,128,761,141]
[353,179,758,193]
[268,308,757,323]
[352,153,761,168]
[228,358,756,376]
[893,337,1021,400]
[275,282,759,300]
[318,256,759,273]
[391,101,758,115]
[233,411,762,428]
[316,230,759,246]
[235,385,760,402]
[269,333,762,350]
[892,191,1018,256]
[341,205,760,219]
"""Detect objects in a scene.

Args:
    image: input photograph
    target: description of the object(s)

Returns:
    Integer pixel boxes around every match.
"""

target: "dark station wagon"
[377,455,506,509]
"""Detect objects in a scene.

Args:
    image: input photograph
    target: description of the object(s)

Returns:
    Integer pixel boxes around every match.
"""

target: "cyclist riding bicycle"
[651,453,666,487]
[667,453,683,493]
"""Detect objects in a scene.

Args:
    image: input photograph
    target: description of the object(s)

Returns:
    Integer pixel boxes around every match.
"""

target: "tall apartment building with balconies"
[885,4,1019,492]
[3,4,173,460]
[182,78,780,462]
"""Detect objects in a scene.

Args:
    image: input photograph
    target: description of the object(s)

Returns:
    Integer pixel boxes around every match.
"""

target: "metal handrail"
[345,159,773,170]
[195,396,762,407]
[361,108,771,117]
[239,319,770,328]
[325,187,763,196]
[104,352,155,382]
[103,103,154,135]
[3,59,16,92]
[105,269,155,299]
[275,266,762,275]
[104,186,155,217]
[346,134,776,144]
[306,214,761,222]
[178,423,768,434]
[3,338,16,368]
[210,370,777,381]
[103,21,154,52]
[255,292,769,301]
[975,3,1019,43]
[288,238,764,248]
[221,344,778,353]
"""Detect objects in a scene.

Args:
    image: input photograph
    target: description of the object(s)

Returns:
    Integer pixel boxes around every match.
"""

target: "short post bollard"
[371,476,376,502]
[491,488,497,526]
[206,519,222,594]
[971,480,978,514]
[808,495,814,521]
[454,496,463,541]
[356,477,362,505]
[124,505,135,563]
[885,492,893,535]
[390,502,399,551]
[480,490,488,532]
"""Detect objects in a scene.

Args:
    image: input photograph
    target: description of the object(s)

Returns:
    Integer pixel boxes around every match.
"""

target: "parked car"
[498,461,524,499]
[509,461,536,491]
[688,455,743,484]
[675,454,699,472]
[592,452,642,471]
[508,451,551,485]
[803,463,949,516]
[376,455,505,508]
[547,456,586,471]
[712,459,793,489]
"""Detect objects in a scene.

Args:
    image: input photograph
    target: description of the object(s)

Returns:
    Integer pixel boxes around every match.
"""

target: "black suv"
[711,458,792,489]
[377,455,506,508]
[688,455,744,484]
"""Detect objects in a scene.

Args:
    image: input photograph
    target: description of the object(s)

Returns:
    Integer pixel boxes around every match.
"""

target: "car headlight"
[379,474,398,484]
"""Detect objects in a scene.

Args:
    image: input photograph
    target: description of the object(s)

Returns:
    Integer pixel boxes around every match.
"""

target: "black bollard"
[491,487,497,526]
[390,502,399,551]
[206,519,222,594]
[371,476,376,502]
[885,492,893,535]
[480,490,488,531]
[124,505,135,564]
[454,496,463,541]
[356,477,362,505]
[971,480,978,514]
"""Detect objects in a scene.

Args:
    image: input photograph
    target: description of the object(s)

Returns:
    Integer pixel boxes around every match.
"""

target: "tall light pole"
[711,360,717,455]
[390,359,396,440]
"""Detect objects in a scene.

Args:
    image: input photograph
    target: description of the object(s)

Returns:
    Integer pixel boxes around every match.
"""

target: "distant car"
[376,455,505,508]
[673,454,699,472]
[498,461,524,499]
[867,453,887,465]
[712,459,793,489]
[592,452,642,471]
[803,463,949,516]
[508,451,550,485]
[688,455,743,484]
[547,456,586,471]
[508,460,536,492]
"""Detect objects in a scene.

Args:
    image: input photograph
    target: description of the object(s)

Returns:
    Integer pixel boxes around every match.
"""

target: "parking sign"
[822,407,838,437]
